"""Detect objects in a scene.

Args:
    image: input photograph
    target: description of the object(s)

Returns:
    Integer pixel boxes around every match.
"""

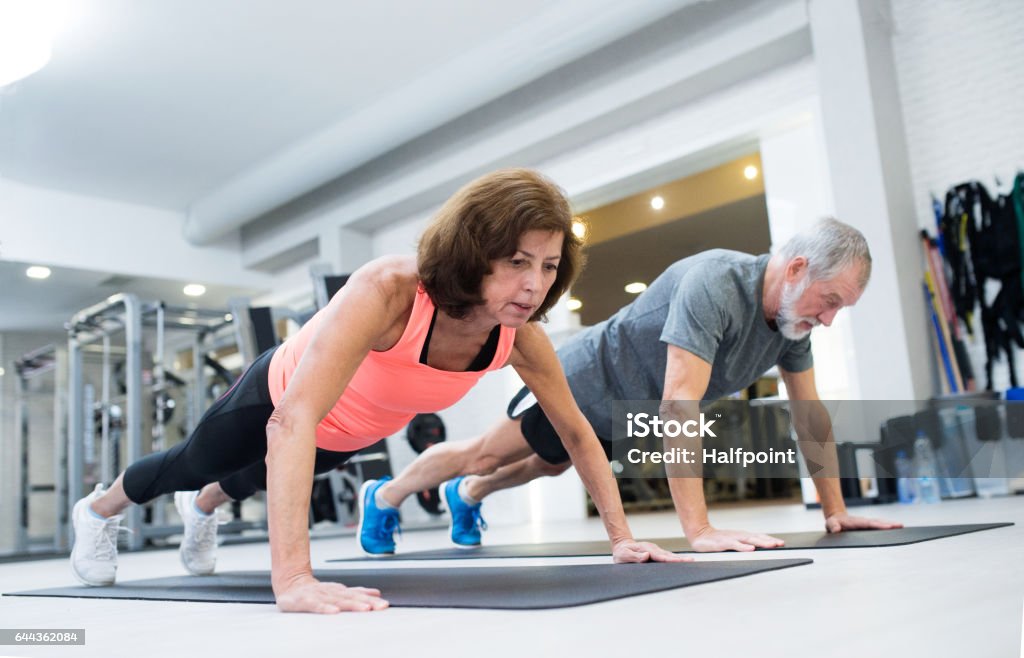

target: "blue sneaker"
[440,477,487,548]
[358,478,401,556]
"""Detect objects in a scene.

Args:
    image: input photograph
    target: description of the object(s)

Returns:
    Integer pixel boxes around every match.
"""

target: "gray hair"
[777,217,871,288]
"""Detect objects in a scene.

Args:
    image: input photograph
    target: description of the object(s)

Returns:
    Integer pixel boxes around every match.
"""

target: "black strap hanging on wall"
[940,183,982,332]
[1015,171,1024,291]
[942,179,1024,390]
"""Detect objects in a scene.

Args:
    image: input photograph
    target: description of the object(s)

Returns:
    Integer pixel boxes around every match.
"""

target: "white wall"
[760,109,863,402]
[808,0,932,400]
[894,0,1024,230]
[892,0,1024,393]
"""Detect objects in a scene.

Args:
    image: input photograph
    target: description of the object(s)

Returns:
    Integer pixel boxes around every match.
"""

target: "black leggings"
[122,347,356,504]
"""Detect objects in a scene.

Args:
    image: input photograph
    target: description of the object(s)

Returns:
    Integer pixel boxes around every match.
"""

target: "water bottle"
[913,432,942,504]
[894,450,917,503]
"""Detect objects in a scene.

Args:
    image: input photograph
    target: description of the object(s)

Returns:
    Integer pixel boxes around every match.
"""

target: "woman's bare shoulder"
[349,255,419,301]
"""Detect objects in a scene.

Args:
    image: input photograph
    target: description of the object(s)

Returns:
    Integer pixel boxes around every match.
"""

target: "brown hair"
[418,168,585,321]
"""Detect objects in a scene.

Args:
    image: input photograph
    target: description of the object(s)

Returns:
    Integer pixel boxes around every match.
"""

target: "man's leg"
[360,399,583,553]
[359,417,533,554]
[378,415,535,507]
[463,454,571,501]
[435,408,575,547]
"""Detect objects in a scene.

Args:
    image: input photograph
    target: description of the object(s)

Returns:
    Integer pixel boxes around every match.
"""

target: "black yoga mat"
[6,560,811,610]
[328,523,1013,562]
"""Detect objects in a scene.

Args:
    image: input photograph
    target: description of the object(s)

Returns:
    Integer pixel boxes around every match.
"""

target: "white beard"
[776,277,819,340]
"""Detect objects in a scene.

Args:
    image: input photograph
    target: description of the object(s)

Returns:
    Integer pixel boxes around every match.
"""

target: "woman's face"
[477,229,564,328]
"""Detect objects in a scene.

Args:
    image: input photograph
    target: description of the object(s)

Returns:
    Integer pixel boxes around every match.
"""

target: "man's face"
[777,259,865,340]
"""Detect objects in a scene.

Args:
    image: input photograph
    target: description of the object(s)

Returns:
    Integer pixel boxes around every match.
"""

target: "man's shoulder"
[667,250,762,295]
[675,249,760,275]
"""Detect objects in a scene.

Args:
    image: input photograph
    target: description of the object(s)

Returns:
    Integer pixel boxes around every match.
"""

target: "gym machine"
[12,344,69,554]
[66,293,268,550]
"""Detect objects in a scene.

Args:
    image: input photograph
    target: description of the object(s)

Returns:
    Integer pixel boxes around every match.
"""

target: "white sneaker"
[70,484,124,586]
[174,491,220,575]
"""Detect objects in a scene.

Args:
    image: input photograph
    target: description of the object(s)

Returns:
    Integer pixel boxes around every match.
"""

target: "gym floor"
[1,497,1021,658]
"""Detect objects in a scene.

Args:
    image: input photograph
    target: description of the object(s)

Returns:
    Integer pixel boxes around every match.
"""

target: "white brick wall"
[892,0,1024,392]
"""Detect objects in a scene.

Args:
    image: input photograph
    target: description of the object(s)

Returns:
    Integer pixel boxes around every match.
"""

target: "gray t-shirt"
[557,249,813,437]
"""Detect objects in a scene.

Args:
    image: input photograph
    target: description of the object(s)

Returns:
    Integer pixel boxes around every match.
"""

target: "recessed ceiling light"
[0,367,5,377]
[744,165,759,180]
[26,265,51,279]
[224,313,233,322]
[183,284,206,297]
[624,282,647,294]
[650,196,665,210]
[566,298,583,311]
[572,220,587,239]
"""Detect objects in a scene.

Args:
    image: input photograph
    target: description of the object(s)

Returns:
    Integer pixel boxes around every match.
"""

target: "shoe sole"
[439,482,481,549]
[70,496,115,587]
[357,480,394,557]
[174,492,215,576]
[70,553,113,586]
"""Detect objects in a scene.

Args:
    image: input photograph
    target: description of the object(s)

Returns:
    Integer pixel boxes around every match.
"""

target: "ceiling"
[0,0,712,217]
[0,259,258,333]
[0,0,702,333]
[0,0,559,209]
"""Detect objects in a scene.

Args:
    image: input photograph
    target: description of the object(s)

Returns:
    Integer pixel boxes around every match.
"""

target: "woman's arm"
[509,323,687,564]
[267,257,413,613]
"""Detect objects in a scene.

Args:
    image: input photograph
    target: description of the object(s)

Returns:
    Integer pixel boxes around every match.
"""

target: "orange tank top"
[267,285,516,452]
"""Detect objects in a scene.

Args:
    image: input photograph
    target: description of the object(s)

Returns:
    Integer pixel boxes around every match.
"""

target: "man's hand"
[611,539,694,563]
[274,574,389,614]
[824,512,903,534]
[687,525,785,552]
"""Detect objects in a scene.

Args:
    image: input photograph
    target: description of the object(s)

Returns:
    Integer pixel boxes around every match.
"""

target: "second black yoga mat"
[328,523,1012,561]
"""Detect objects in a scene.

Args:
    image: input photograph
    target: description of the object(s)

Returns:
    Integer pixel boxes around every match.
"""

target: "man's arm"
[780,366,903,533]
[661,345,785,551]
